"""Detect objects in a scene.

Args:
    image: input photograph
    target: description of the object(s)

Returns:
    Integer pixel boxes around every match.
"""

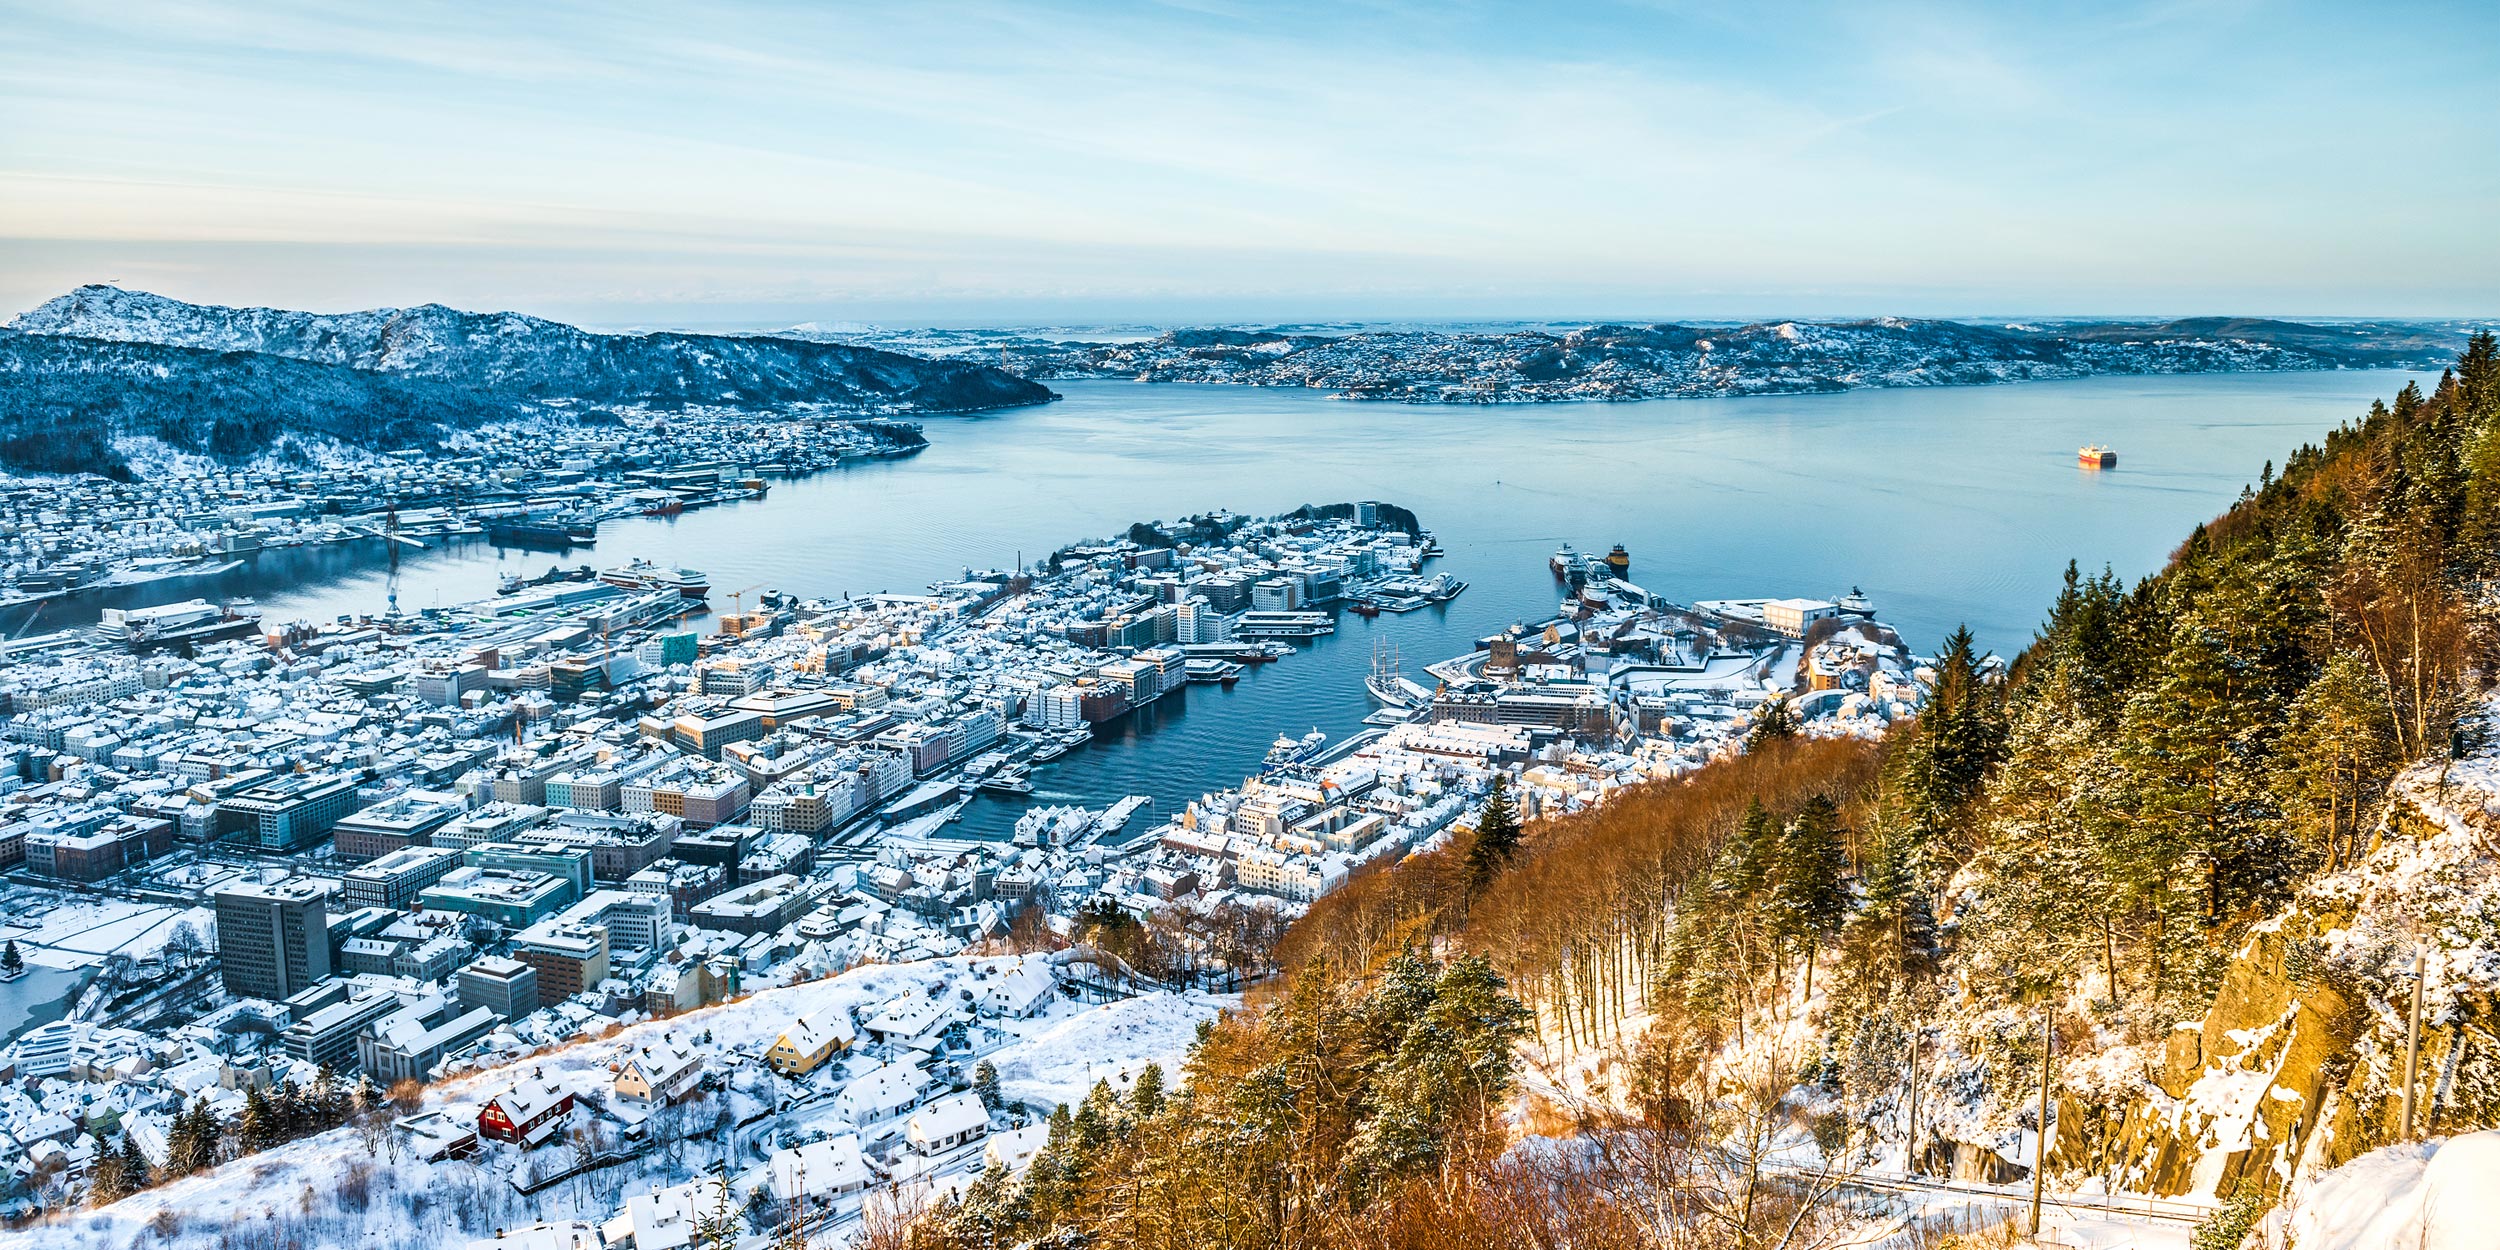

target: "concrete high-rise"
[214,877,332,1001]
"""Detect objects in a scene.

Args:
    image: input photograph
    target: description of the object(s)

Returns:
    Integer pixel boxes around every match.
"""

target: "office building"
[219,774,360,852]
[215,877,333,1001]
[332,792,465,863]
[458,956,538,1022]
[343,846,462,911]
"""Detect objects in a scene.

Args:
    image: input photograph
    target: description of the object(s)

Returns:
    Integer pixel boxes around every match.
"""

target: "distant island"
[0,287,1055,477]
[1,286,2474,479]
[805,316,2472,403]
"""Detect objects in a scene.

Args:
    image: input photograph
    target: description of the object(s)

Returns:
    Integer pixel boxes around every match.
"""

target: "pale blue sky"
[1,1,2493,325]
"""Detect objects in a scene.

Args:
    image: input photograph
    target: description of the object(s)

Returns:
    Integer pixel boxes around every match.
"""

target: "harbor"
[0,407,919,624]
[0,371,2424,854]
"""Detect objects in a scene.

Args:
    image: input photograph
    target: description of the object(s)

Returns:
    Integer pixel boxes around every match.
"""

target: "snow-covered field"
[0,899,209,969]
[12,955,1228,1250]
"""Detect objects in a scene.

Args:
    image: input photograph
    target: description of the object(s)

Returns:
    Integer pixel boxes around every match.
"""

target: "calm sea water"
[33,371,2429,838]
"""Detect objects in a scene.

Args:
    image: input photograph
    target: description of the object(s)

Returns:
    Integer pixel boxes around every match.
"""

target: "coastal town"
[0,405,927,615]
[0,491,1941,1246]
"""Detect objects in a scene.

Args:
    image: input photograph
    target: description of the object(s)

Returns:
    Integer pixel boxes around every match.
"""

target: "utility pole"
[2401,950,2426,1140]
[2030,1009,2052,1238]
[1904,1030,1920,1176]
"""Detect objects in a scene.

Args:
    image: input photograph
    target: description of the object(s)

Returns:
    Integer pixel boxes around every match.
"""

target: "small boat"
[2079,444,2117,468]
[1347,598,1381,617]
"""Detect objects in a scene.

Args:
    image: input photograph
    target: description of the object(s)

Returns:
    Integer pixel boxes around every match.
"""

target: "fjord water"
[164,372,2430,836]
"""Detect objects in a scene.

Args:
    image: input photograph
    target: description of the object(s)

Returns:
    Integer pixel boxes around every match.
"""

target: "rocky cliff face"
[2060,731,2500,1196]
[13,286,1058,414]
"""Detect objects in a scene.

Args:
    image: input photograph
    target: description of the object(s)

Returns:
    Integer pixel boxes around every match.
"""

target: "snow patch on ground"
[2286,1130,2500,1250]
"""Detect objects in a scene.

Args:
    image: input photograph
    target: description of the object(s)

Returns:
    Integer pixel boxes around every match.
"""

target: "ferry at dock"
[1232,610,1335,639]
[600,557,711,598]
[1185,657,1244,685]
[1263,728,1328,771]
[98,600,260,652]
[484,513,599,549]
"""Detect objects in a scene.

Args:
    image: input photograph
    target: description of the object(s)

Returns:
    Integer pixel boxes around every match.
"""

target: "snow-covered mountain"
[0,328,544,478]
[823,316,2468,403]
[11,286,1058,413]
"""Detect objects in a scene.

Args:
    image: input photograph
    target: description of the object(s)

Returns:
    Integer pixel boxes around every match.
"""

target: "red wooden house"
[477,1075,574,1149]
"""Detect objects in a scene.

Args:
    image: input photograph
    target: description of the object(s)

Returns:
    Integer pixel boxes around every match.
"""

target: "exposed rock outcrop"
[2071,723,2500,1197]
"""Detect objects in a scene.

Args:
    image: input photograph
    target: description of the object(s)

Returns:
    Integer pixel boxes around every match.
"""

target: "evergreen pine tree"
[1746,695,1800,747]
[1129,1062,1165,1119]
[0,940,21,975]
[952,1160,1017,1249]
[2451,331,2500,562]
[1846,822,1939,990]
[1464,775,1522,886]
[2274,653,2398,872]
[117,1133,151,1191]
[165,1098,213,1176]
[1713,797,1777,902]
[1075,1078,1118,1152]
[238,1085,277,1155]
[2459,330,2499,421]
[1774,795,1852,1000]
[972,1059,1002,1111]
[1968,660,2125,1001]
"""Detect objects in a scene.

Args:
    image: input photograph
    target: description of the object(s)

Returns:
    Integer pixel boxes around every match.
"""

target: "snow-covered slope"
[0,329,544,477]
[2285,1130,2500,1250]
[17,955,1226,1250]
[12,286,1057,414]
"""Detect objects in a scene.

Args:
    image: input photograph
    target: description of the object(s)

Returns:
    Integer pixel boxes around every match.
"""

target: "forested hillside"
[870,333,2500,1248]
[13,286,1058,413]
[0,330,544,478]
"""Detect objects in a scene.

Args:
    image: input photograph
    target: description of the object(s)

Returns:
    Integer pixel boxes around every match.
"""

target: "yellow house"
[764,1011,853,1077]
[614,1033,704,1104]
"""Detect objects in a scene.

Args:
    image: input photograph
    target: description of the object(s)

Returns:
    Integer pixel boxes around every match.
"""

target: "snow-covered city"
[7,5,2499,1248]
